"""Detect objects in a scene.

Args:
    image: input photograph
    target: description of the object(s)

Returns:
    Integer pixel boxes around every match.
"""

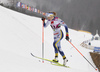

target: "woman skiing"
[41,12,69,65]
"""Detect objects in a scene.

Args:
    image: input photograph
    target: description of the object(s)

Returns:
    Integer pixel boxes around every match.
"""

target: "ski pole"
[42,21,44,63]
[68,41,97,71]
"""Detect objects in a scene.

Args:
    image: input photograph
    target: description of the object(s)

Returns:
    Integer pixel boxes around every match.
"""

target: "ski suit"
[44,17,68,59]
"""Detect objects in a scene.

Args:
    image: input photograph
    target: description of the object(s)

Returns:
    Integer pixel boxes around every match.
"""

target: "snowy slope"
[91,40,100,47]
[0,6,98,72]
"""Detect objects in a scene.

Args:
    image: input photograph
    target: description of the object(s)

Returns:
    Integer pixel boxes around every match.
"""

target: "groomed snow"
[0,6,99,72]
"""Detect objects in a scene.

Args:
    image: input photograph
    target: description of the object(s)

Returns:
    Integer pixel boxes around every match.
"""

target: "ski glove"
[41,17,45,22]
[65,33,69,41]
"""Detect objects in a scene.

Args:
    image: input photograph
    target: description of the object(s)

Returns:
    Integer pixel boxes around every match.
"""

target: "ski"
[52,63,70,68]
[30,53,70,68]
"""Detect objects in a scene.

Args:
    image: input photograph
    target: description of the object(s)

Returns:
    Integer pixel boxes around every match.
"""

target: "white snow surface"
[0,6,99,72]
[91,40,100,47]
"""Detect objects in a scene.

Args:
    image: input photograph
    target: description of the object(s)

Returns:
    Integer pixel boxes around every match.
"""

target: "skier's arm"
[59,18,69,40]
[62,22,68,33]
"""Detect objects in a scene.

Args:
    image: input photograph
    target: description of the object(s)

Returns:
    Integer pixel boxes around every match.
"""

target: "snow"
[0,6,99,72]
[91,40,100,47]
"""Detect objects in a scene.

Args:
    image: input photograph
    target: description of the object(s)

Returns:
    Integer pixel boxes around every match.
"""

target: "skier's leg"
[53,30,67,63]
[58,30,66,59]
[57,42,68,65]
[58,30,68,65]
[53,40,59,62]
[57,42,66,59]
[53,41,58,58]
[53,30,65,58]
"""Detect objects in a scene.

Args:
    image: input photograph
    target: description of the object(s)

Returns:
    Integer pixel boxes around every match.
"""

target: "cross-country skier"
[41,12,69,65]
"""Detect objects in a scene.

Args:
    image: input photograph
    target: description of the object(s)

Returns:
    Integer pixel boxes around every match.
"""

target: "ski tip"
[30,53,34,56]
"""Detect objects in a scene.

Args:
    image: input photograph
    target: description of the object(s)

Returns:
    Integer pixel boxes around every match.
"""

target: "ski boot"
[53,57,59,63]
[63,57,68,66]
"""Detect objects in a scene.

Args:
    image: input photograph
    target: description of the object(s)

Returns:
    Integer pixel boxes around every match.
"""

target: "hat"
[46,13,54,17]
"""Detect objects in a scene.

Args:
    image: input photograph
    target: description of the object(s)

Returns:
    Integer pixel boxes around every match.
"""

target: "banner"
[94,47,100,52]
[35,8,37,12]
[38,10,40,13]
[31,8,34,11]
[17,2,21,7]
[25,5,28,9]
[17,2,46,16]
[28,7,31,11]
[21,3,25,8]
[42,12,46,16]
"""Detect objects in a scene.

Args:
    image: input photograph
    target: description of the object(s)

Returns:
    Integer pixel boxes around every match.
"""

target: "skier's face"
[47,16,54,21]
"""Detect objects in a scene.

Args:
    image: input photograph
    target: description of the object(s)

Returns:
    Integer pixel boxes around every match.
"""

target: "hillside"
[0,6,98,72]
